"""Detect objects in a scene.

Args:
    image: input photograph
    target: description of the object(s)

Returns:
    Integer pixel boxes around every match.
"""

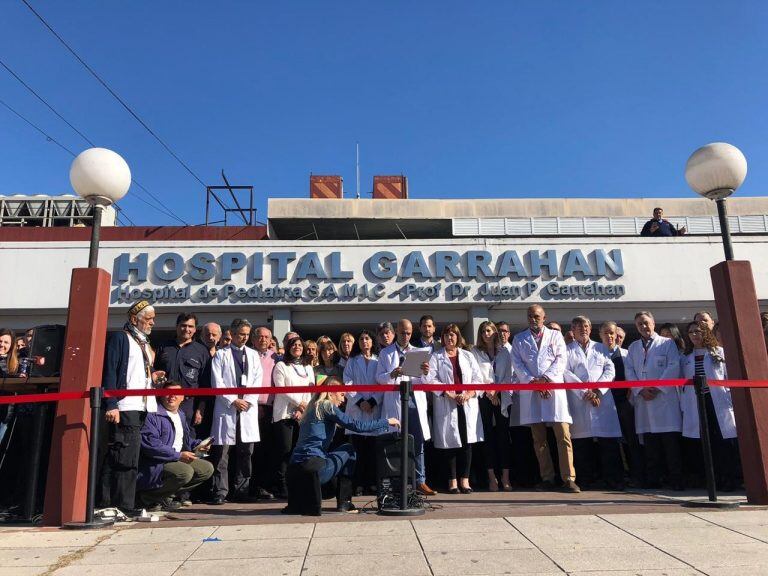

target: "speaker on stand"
[28,325,66,378]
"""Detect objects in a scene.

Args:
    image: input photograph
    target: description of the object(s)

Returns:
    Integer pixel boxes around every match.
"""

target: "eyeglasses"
[498,329,510,333]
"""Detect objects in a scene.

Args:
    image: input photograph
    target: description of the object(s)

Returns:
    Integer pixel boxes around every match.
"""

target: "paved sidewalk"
[2,509,768,575]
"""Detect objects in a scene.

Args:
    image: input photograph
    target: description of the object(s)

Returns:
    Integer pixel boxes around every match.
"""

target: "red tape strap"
[1,379,767,405]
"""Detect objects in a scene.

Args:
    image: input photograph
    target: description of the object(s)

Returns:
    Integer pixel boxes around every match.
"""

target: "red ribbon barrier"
[2,379,768,405]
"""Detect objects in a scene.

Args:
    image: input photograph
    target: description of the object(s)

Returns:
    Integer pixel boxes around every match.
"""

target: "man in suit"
[599,321,643,486]
[377,319,435,496]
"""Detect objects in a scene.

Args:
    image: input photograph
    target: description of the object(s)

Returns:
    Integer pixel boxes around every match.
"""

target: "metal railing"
[452,215,768,237]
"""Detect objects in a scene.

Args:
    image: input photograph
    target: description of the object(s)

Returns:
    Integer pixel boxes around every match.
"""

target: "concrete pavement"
[2,508,768,575]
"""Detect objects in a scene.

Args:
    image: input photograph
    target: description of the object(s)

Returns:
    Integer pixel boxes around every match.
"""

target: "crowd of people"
[0,303,760,518]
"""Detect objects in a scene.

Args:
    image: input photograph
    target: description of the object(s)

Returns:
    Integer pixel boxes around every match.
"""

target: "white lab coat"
[680,347,736,439]
[563,340,621,439]
[377,342,431,441]
[425,348,485,449]
[510,327,571,425]
[625,334,682,434]
[272,361,314,422]
[343,354,383,436]
[471,346,513,386]
[211,345,262,445]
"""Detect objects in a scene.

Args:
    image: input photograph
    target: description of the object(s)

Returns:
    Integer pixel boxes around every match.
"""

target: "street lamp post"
[58,148,130,529]
[685,142,748,260]
[69,148,131,268]
[685,142,768,505]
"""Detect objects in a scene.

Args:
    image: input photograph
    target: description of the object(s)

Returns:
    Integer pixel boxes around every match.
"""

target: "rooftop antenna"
[355,142,360,199]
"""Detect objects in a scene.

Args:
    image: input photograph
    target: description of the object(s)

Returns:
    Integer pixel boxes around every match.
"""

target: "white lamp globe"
[70,147,131,205]
[685,142,747,200]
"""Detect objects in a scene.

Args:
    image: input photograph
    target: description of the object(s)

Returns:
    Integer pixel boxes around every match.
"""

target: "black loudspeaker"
[29,325,66,377]
[375,432,416,485]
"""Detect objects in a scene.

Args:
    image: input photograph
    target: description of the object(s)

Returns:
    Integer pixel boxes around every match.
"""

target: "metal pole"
[378,380,424,516]
[716,198,734,261]
[399,379,409,510]
[85,386,102,523]
[23,401,48,521]
[694,374,718,502]
[87,204,103,268]
[64,386,114,528]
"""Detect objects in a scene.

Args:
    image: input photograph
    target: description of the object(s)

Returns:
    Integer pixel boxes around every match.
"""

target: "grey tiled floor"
[2,510,768,575]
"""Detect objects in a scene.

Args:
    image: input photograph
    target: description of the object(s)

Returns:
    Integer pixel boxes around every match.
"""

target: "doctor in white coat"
[681,322,739,490]
[209,318,262,503]
[377,319,434,495]
[564,316,623,489]
[425,324,484,493]
[511,305,579,493]
[343,329,382,494]
[625,311,683,490]
[472,321,513,491]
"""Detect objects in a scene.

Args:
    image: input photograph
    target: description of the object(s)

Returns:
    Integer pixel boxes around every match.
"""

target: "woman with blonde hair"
[285,375,399,515]
[0,329,19,377]
[425,324,484,493]
[337,332,355,369]
[304,340,319,367]
[471,321,513,491]
[0,328,19,444]
[681,322,739,490]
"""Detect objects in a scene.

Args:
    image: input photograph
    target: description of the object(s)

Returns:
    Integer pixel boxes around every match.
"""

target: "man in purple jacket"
[136,383,213,511]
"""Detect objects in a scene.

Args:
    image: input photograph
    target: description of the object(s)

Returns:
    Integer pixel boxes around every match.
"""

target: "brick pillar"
[710,261,768,504]
[43,268,111,525]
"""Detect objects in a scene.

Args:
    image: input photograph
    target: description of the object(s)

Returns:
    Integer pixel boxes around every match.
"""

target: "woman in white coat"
[425,324,484,493]
[343,329,381,495]
[471,321,513,491]
[564,316,623,489]
[271,336,314,498]
[681,322,739,491]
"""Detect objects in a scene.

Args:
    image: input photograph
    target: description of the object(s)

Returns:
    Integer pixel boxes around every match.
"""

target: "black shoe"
[273,490,289,500]
[209,495,226,505]
[336,501,357,513]
[354,486,364,497]
[255,487,275,500]
[230,493,260,503]
[448,487,460,494]
[117,507,144,519]
[535,480,556,492]
[459,486,473,494]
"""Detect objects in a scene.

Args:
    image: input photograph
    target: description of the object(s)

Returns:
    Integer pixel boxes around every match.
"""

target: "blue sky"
[1,1,766,226]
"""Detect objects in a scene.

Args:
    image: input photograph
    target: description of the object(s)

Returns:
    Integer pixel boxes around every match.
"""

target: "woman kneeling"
[284,375,399,515]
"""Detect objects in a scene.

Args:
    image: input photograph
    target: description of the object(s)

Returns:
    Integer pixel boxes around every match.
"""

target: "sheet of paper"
[401,349,431,378]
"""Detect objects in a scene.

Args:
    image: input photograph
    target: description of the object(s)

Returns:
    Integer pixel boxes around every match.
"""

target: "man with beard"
[101,301,165,517]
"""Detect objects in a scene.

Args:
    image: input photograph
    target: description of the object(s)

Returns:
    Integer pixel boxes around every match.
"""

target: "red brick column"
[43,268,111,525]
[711,261,768,504]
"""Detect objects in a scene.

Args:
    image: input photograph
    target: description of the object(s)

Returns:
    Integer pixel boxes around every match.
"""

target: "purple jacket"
[137,407,200,490]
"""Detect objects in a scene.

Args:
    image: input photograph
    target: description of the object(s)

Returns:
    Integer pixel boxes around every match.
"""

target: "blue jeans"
[318,443,356,485]
[408,406,426,485]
